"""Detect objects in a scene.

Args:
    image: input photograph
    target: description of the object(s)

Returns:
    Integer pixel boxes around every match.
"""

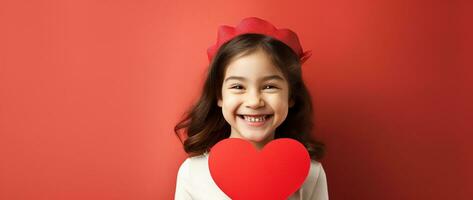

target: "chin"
[241,132,272,143]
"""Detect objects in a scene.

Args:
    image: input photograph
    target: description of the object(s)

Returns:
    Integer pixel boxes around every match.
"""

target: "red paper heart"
[209,138,311,200]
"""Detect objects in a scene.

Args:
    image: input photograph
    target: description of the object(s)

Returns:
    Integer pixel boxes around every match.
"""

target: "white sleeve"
[174,159,192,200]
[309,164,329,200]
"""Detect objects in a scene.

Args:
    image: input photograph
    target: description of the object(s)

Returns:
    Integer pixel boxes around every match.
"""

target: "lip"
[237,114,273,127]
[238,114,272,116]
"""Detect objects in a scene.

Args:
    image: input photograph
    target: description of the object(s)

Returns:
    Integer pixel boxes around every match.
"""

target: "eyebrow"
[224,75,285,83]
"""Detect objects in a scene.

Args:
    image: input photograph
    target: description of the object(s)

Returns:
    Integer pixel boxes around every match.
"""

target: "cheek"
[222,96,237,106]
[267,94,289,107]
[222,95,240,113]
[267,95,290,117]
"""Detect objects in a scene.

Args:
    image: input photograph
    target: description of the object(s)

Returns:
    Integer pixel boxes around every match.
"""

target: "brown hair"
[174,33,325,160]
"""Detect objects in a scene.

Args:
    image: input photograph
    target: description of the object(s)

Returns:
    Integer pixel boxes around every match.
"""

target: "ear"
[289,98,295,108]
[217,98,223,107]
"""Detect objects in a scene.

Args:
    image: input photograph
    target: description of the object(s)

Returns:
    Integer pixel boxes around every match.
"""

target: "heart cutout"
[209,138,311,200]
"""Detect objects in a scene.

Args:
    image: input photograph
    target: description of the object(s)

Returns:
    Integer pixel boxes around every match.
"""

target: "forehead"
[224,49,285,81]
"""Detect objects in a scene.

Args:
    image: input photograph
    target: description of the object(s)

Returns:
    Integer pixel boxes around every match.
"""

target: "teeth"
[243,115,267,122]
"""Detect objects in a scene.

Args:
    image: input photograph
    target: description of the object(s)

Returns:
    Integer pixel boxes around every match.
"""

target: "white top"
[174,153,329,200]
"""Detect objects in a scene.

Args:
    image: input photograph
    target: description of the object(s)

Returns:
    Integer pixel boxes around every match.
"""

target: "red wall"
[1,0,471,199]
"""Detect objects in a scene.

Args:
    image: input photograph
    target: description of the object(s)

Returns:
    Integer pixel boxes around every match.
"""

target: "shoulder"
[177,154,210,183]
[295,160,329,200]
[307,160,325,182]
[177,154,209,179]
[175,153,231,200]
[178,154,208,168]
[175,154,210,193]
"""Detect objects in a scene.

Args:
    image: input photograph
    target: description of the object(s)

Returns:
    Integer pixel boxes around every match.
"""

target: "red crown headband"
[207,17,312,64]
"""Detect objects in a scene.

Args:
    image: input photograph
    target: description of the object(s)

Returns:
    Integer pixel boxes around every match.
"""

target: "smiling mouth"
[237,114,273,122]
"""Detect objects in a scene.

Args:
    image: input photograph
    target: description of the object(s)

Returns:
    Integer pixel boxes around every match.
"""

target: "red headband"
[207,17,312,64]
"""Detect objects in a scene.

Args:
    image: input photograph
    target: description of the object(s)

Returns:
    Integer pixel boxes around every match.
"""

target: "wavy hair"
[174,33,325,160]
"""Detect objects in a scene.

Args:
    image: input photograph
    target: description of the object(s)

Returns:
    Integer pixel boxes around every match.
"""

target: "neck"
[229,131,275,150]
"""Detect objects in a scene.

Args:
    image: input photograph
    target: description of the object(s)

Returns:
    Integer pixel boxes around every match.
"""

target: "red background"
[1,0,471,199]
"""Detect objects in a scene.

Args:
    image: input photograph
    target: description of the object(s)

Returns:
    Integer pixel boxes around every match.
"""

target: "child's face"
[218,49,293,149]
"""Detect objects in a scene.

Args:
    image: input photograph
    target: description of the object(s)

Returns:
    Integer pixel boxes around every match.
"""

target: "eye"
[263,85,278,90]
[230,84,244,90]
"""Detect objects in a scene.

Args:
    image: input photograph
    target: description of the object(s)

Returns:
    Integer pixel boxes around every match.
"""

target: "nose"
[245,90,265,108]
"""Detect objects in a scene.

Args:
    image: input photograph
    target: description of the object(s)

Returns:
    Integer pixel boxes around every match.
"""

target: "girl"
[174,17,328,200]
